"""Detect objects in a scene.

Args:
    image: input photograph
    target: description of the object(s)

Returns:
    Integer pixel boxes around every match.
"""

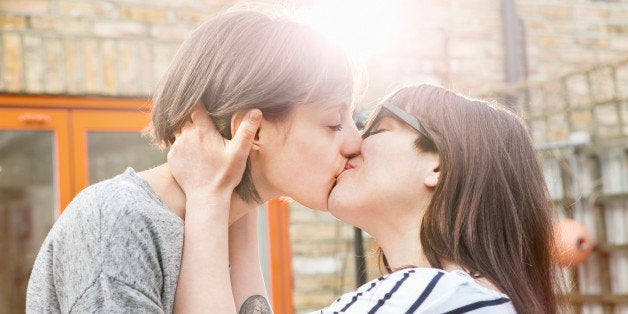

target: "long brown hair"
[150,10,360,203]
[379,85,561,313]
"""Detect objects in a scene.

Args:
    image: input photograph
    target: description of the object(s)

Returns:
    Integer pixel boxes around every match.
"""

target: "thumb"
[229,109,262,158]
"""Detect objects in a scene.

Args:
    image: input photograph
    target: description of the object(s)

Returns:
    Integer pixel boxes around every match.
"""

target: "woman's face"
[328,116,439,233]
[252,101,362,210]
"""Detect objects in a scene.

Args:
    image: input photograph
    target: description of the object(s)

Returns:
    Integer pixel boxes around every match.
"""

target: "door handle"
[18,113,52,124]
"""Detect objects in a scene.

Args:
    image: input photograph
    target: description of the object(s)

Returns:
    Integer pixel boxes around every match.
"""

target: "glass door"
[0,108,70,313]
[71,110,166,191]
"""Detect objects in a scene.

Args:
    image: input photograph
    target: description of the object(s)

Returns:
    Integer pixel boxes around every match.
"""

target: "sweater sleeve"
[67,185,169,313]
[27,176,173,313]
[70,272,163,313]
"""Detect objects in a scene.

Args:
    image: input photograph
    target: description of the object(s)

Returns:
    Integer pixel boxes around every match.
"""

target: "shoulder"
[95,168,182,231]
[46,168,175,246]
[54,168,149,225]
[59,168,181,234]
[28,169,182,310]
[28,168,171,312]
[318,268,515,314]
[88,169,183,284]
[36,170,146,265]
[414,269,515,313]
[92,169,183,302]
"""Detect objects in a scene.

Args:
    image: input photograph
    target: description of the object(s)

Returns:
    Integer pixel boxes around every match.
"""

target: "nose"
[340,120,362,157]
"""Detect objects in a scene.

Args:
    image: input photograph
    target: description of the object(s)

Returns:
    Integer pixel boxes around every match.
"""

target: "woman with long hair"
[323,84,560,313]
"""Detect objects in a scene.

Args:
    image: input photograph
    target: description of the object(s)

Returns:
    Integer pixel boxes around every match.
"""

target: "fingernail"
[250,110,262,123]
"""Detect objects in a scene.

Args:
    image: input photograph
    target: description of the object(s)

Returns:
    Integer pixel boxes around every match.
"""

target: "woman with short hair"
[27,10,362,313]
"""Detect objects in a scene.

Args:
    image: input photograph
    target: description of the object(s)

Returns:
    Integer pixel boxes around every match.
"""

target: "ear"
[424,156,440,188]
[231,110,261,150]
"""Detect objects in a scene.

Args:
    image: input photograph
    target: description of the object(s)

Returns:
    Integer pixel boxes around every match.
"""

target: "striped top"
[315,268,516,314]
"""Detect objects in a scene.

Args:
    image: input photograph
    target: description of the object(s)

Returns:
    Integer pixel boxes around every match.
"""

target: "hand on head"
[167,107,262,198]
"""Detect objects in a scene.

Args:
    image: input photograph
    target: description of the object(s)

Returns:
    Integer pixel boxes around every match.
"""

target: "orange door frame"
[0,108,71,214]
[267,199,294,313]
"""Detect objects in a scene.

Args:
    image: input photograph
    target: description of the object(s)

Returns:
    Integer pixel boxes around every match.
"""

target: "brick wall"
[1,0,625,98]
[518,0,627,81]
[0,0,235,96]
[362,0,628,104]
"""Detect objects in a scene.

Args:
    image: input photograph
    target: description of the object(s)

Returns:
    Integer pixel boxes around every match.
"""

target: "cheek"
[271,129,341,207]
[286,130,337,171]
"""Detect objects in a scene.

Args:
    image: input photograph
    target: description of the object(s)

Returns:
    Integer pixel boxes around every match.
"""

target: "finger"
[190,106,217,133]
[229,109,262,158]
[166,145,177,163]
[172,120,194,143]
[181,119,194,132]
[189,107,204,124]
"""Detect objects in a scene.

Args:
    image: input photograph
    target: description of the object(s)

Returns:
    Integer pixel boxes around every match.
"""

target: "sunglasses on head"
[361,102,431,140]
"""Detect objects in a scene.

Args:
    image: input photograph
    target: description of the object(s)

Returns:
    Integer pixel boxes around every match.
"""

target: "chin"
[328,186,368,226]
[297,194,329,211]
[327,191,345,214]
[302,197,328,211]
[328,203,358,229]
[305,183,337,211]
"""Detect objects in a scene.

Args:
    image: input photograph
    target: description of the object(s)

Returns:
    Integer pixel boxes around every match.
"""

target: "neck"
[371,220,430,271]
[138,163,260,225]
[367,204,504,293]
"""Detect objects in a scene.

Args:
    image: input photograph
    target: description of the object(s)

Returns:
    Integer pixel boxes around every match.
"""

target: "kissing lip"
[333,162,350,187]
[335,161,355,182]
[335,161,350,178]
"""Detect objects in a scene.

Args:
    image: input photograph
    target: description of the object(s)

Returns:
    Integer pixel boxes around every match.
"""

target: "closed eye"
[328,124,343,131]
[362,128,386,138]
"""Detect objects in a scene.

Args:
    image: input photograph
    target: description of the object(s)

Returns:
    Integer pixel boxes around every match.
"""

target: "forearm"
[229,210,271,313]
[175,194,236,313]
[168,108,262,313]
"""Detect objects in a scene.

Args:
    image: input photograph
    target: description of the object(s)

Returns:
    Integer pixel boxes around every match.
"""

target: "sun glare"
[294,0,400,62]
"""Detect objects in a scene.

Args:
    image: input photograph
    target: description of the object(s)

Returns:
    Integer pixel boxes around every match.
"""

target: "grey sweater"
[26,168,184,313]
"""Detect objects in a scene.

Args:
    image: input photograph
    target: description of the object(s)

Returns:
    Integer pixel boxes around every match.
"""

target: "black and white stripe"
[405,271,445,313]
[443,297,511,314]
[367,270,415,313]
[314,268,516,314]
[338,276,385,312]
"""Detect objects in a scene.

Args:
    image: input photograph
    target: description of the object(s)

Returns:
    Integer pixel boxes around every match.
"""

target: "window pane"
[87,132,166,184]
[0,130,56,312]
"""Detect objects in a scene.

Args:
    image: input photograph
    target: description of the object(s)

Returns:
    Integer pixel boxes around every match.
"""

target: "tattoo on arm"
[239,295,272,314]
